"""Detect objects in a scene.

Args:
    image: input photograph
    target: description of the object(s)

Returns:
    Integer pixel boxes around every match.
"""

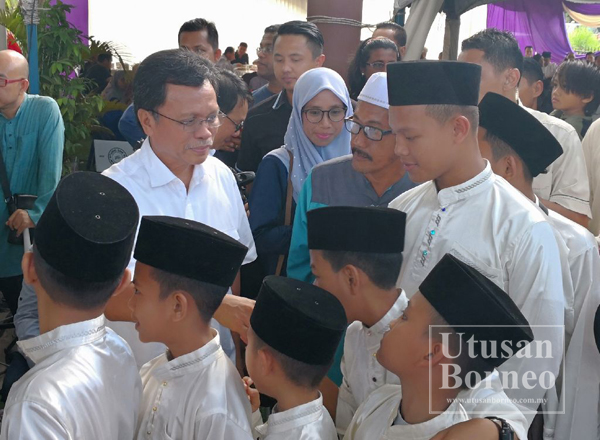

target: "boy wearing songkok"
[307,206,528,439]
[345,253,534,440]
[1,172,142,439]
[130,216,253,439]
[478,92,600,440]
[245,275,347,439]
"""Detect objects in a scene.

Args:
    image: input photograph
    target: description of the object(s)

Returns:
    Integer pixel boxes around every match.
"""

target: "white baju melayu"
[344,384,469,440]
[103,138,257,367]
[336,291,528,440]
[1,315,142,440]
[255,393,337,440]
[389,162,565,424]
[136,330,253,440]
[525,107,592,219]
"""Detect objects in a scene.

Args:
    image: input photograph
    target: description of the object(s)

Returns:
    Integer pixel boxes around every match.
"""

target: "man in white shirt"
[103,49,257,367]
[459,29,591,228]
[387,60,565,429]
[477,92,600,440]
[542,51,558,79]
[1,172,142,439]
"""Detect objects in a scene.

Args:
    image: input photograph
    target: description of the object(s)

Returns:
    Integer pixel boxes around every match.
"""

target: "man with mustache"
[101,49,257,368]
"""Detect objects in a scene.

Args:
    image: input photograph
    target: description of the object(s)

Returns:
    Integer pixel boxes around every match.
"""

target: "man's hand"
[219,137,242,153]
[213,294,255,344]
[6,209,34,237]
[430,418,514,440]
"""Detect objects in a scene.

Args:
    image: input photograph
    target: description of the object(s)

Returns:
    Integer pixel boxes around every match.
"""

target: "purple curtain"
[487,0,572,64]
[564,1,600,15]
[51,0,88,38]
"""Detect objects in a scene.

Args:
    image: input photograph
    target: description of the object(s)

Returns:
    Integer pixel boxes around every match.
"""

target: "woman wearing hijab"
[248,68,353,277]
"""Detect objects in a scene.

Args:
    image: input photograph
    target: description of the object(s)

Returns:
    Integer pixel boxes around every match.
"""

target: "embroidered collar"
[18,314,106,364]
[363,291,408,355]
[151,329,222,380]
[437,161,494,207]
[255,393,324,436]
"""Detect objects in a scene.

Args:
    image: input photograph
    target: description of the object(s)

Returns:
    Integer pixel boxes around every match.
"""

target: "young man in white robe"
[130,216,253,439]
[307,206,528,440]
[1,172,142,439]
[345,253,534,440]
[245,276,347,440]
[387,60,565,430]
[477,91,600,440]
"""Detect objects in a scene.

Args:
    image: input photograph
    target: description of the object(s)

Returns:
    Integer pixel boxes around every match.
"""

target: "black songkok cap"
[479,92,563,177]
[251,276,347,365]
[35,172,139,282]
[419,254,534,369]
[307,206,406,253]
[134,216,248,288]
[387,61,481,107]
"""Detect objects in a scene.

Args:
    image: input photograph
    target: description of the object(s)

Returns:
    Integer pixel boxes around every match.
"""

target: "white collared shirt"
[525,106,592,218]
[255,393,337,440]
[344,384,468,440]
[389,162,565,423]
[1,315,141,440]
[582,118,600,236]
[136,330,253,440]
[103,139,257,367]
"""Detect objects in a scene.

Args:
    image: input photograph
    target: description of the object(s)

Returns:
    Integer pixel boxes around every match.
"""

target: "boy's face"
[273,34,324,93]
[389,105,460,184]
[551,83,591,116]
[310,250,354,323]
[377,293,435,377]
[458,49,506,102]
[129,262,172,344]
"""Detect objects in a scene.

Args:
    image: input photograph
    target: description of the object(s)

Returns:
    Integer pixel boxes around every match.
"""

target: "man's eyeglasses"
[256,46,273,55]
[224,113,244,132]
[344,118,392,141]
[303,107,347,124]
[0,78,25,87]
[365,61,392,71]
[152,110,223,132]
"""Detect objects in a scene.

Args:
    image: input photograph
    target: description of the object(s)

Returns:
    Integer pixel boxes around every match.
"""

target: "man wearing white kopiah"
[387,60,565,426]
[102,49,257,367]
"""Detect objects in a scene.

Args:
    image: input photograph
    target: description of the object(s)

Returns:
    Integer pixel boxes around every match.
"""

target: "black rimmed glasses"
[303,107,347,124]
[344,118,392,141]
[224,114,244,132]
[152,110,223,132]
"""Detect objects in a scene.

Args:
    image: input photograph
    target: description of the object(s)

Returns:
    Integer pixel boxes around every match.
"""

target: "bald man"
[0,49,64,316]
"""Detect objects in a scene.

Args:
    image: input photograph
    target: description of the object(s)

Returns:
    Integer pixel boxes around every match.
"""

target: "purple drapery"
[51,0,88,38]
[487,0,572,64]
[564,1,600,15]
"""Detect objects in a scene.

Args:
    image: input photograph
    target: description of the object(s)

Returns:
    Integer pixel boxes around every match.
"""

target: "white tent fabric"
[403,0,445,60]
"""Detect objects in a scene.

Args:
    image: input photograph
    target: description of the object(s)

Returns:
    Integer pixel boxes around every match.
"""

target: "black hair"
[533,53,542,63]
[224,46,235,55]
[264,24,280,34]
[525,45,533,50]
[425,105,480,134]
[215,68,253,114]
[461,28,523,76]
[33,245,123,310]
[98,53,112,63]
[375,21,407,48]
[587,52,594,57]
[522,58,553,114]
[321,250,403,290]
[178,18,219,51]
[134,49,218,118]
[348,37,399,100]
[273,20,324,59]
[553,60,600,116]
[239,42,248,48]
[484,129,533,182]
[252,331,332,389]
[151,267,228,323]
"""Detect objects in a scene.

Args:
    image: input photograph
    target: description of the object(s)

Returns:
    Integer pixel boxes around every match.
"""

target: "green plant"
[0,0,104,169]
[568,26,600,53]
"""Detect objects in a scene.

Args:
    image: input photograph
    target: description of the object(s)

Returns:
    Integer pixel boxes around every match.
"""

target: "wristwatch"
[485,416,515,440]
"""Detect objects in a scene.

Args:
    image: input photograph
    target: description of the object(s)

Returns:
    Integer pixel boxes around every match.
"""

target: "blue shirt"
[118,103,146,147]
[250,85,276,109]
[0,94,64,277]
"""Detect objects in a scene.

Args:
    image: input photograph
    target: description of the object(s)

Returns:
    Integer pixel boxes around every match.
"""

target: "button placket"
[417,207,446,268]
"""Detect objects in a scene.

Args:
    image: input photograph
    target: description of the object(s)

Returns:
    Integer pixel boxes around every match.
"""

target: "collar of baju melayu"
[140,137,208,189]
[17,314,106,364]
[151,329,221,380]
[255,392,324,436]
[362,290,409,355]
[436,160,494,207]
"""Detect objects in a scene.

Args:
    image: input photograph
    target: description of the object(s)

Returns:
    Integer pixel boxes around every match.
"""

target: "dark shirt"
[85,64,111,94]
[118,103,146,148]
[237,92,292,172]
[233,52,249,65]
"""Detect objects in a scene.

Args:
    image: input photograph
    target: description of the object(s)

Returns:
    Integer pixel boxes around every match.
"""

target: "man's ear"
[214,49,222,63]
[504,154,521,182]
[20,78,29,94]
[21,251,37,286]
[451,115,471,145]
[259,346,276,376]
[504,68,521,92]
[137,109,156,137]
[170,291,190,323]
[532,80,544,99]
[341,264,361,295]
[418,340,445,367]
[399,46,407,60]
[582,92,594,105]
[315,54,326,68]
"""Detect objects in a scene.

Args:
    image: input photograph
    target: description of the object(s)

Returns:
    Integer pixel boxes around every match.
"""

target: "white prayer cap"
[357,72,389,109]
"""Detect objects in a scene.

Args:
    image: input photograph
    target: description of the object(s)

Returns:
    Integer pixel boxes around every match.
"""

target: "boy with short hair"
[345,253,534,440]
[551,60,600,138]
[130,216,253,439]
[1,172,142,439]
[245,275,347,439]
[307,206,528,439]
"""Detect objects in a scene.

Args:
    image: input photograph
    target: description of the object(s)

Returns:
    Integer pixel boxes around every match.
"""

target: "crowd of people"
[1,12,600,440]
